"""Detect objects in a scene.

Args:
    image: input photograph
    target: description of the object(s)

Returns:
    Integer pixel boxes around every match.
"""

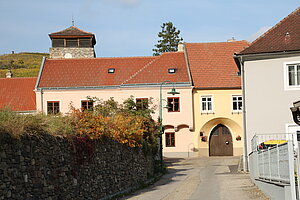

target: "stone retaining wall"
[0,133,155,200]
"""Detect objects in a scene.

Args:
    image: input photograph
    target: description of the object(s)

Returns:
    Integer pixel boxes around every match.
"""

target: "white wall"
[244,55,300,154]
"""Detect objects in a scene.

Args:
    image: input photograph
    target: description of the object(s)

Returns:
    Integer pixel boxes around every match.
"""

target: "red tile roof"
[186,41,249,88]
[239,7,300,55]
[38,57,156,88]
[37,52,190,88]
[123,52,190,85]
[0,77,37,111]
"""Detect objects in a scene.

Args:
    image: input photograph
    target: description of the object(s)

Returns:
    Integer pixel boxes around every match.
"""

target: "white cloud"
[105,0,140,6]
[248,26,271,42]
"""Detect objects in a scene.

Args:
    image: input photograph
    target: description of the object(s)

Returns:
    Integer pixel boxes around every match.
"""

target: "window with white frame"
[232,95,242,111]
[201,96,213,112]
[287,64,300,87]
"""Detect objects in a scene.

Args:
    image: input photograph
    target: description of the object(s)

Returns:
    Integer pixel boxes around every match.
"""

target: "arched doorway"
[209,124,233,156]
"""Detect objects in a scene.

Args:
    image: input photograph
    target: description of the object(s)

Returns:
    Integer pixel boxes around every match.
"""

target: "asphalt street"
[122,156,269,200]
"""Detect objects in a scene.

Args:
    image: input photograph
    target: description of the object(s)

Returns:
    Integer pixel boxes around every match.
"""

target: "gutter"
[195,87,241,90]
[234,50,300,65]
[37,82,192,91]
[35,57,46,113]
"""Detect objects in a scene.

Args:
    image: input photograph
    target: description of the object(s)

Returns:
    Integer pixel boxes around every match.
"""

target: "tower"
[49,26,96,59]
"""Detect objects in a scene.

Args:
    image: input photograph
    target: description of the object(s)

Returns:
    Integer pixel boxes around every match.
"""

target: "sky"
[0,0,299,57]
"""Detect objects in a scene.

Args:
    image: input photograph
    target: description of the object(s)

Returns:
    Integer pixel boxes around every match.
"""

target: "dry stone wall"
[0,133,155,200]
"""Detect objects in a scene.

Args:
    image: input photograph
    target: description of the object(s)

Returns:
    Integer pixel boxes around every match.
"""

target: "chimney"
[227,37,236,42]
[6,69,13,78]
[178,43,185,52]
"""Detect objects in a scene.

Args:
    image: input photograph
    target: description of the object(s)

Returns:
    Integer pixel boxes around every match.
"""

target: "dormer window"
[108,68,115,73]
[168,68,176,74]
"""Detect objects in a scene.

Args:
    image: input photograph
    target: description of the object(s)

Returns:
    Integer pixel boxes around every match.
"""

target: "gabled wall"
[243,55,300,155]
[193,89,243,156]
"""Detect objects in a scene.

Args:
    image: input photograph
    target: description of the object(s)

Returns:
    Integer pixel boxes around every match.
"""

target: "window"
[66,39,78,47]
[47,101,60,115]
[201,96,213,112]
[288,64,300,86]
[79,38,91,47]
[167,97,180,112]
[81,100,94,111]
[108,68,115,73]
[136,98,148,110]
[168,68,176,74]
[232,95,242,111]
[52,39,64,47]
[165,132,175,147]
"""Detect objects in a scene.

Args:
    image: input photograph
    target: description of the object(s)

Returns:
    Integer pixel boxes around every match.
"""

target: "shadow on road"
[120,157,191,199]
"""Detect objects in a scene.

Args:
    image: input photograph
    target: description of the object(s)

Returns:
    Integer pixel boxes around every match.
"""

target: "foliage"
[71,97,159,151]
[0,109,74,138]
[152,22,183,56]
[0,52,49,78]
[0,97,159,153]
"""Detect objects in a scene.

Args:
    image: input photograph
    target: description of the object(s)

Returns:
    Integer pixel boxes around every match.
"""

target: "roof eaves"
[194,86,241,90]
[182,43,193,86]
[121,82,192,88]
[36,85,121,91]
[35,56,46,89]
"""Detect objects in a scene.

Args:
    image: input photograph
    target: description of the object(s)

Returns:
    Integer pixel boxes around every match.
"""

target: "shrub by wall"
[0,133,155,200]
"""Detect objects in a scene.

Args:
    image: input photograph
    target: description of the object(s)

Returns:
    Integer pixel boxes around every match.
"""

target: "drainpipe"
[41,89,44,113]
[240,56,249,171]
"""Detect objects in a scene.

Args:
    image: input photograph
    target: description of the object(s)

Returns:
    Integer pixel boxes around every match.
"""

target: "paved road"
[122,156,269,200]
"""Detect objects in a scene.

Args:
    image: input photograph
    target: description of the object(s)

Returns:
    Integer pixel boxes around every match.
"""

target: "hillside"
[0,52,49,78]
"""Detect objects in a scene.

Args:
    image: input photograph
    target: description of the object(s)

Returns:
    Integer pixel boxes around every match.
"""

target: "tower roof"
[49,26,94,38]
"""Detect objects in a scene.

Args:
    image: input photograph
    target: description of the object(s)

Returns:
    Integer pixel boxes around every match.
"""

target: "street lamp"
[159,80,180,169]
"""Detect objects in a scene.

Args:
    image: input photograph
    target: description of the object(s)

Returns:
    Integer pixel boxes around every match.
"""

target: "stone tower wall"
[50,47,95,59]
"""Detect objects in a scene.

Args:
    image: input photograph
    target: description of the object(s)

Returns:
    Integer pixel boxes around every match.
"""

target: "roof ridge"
[185,40,248,45]
[0,77,37,80]
[241,7,300,53]
[121,56,161,85]
[48,55,155,61]
[70,26,93,35]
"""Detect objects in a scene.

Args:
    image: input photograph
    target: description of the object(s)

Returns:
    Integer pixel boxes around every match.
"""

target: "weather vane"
[72,15,75,26]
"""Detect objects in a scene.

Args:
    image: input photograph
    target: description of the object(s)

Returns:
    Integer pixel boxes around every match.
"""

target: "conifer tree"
[153,22,183,56]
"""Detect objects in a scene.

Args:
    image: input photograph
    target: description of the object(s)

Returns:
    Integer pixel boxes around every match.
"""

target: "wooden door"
[209,124,233,156]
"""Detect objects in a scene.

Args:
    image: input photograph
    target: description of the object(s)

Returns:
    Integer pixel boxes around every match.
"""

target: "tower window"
[66,39,78,47]
[79,38,91,47]
[52,39,64,47]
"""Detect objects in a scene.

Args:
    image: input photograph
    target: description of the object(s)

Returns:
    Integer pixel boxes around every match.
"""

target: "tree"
[152,22,183,56]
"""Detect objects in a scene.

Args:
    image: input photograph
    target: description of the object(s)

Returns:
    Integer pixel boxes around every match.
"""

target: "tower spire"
[72,15,74,26]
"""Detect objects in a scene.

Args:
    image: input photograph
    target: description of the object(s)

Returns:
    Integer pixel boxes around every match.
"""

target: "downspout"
[41,89,44,113]
[240,56,249,171]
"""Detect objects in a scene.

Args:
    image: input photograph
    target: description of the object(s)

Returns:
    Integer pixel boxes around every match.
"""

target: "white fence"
[249,134,297,200]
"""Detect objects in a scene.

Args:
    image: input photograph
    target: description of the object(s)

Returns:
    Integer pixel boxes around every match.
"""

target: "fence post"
[297,133,300,199]
[268,148,272,179]
[288,141,297,200]
[277,144,280,180]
